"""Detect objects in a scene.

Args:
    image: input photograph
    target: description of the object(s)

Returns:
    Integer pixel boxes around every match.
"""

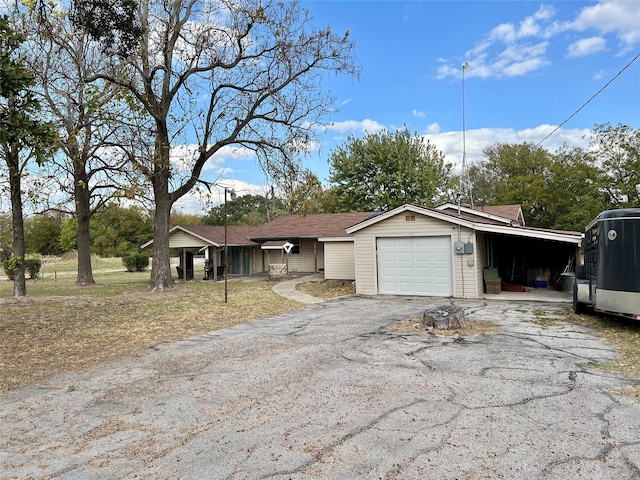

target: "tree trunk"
[74,165,95,285]
[148,178,175,290]
[8,145,26,297]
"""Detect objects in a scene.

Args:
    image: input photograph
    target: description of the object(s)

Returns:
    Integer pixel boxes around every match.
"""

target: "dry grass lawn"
[0,268,300,394]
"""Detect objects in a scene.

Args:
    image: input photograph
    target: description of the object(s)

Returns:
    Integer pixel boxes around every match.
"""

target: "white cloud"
[172,178,268,214]
[424,125,591,171]
[570,1,640,49]
[567,37,607,58]
[412,109,426,118]
[437,1,639,80]
[425,122,441,134]
[324,119,385,135]
[202,145,257,172]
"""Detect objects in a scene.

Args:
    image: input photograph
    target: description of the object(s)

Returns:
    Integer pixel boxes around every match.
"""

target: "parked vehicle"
[574,208,640,319]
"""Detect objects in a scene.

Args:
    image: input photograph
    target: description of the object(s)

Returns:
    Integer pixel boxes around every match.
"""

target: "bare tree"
[23,4,150,285]
[84,0,358,290]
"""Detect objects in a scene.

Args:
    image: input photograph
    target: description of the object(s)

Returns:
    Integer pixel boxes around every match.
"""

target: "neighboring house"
[140,212,372,280]
[345,203,583,299]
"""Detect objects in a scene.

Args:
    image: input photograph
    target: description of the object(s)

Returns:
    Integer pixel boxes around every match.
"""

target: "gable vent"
[405,215,416,222]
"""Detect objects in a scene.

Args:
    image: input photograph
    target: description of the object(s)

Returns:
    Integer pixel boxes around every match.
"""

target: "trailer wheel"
[573,281,584,314]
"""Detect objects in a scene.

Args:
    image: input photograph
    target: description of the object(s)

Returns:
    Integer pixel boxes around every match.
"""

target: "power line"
[535,51,640,148]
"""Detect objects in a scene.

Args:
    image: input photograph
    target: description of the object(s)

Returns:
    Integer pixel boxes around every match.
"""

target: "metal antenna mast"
[457,62,473,215]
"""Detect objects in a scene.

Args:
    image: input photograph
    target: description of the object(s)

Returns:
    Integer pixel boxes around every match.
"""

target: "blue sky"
[175,0,640,212]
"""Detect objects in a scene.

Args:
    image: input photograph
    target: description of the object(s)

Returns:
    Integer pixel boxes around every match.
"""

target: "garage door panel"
[415,252,430,262]
[397,252,413,263]
[377,237,452,296]
[380,252,396,262]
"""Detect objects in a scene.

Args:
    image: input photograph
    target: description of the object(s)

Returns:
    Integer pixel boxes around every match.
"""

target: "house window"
[405,215,416,222]
[288,238,301,255]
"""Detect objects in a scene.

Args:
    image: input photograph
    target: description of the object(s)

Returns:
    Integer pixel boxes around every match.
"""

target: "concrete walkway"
[271,273,325,304]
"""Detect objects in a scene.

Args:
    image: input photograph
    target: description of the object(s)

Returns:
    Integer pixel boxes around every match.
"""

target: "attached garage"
[377,237,452,296]
[346,204,583,299]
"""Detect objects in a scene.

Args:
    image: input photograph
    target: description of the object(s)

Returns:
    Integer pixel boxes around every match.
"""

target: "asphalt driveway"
[2,296,640,479]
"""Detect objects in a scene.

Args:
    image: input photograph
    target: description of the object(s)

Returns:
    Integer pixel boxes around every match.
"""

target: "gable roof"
[346,204,582,245]
[435,203,525,226]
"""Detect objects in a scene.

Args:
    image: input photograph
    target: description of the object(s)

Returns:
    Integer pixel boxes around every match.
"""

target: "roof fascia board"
[346,204,475,234]
[435,203,514,225]
[318,236,354,242]
[475,223,583,244]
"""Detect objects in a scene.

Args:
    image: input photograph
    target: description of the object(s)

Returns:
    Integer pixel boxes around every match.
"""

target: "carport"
[482,228,581,288]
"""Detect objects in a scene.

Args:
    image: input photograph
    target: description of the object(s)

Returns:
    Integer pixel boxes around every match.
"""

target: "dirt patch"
[387,314,501,337]
[296,280,355,299]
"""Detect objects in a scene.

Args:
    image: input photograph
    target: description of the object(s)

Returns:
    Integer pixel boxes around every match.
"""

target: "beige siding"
[169,231,209,249]
[285,239,323,273]
[353,213,482,298]
[323,241,356,280]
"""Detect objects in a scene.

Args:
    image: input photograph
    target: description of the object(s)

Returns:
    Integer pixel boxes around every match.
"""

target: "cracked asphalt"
[2,296,640,479]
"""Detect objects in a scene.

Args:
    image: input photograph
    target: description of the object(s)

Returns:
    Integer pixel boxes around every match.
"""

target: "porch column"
[212,247,218,281]
[182,248,187,281]
[314,240,318,273]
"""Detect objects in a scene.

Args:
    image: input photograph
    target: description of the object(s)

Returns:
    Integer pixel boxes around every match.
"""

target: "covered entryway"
[377,237,452,296]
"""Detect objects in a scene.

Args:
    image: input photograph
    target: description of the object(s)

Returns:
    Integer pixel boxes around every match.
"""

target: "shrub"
[25,259,41,279]
[122,254,149,272]
[3,257,41,280]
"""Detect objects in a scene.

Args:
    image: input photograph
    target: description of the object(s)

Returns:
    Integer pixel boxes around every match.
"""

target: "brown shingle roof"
[474,205,523,223]
[248,212,373,239]
[172,212,373,246]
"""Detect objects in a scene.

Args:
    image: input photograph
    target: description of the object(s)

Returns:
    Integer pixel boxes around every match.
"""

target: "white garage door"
[377,237,452,296]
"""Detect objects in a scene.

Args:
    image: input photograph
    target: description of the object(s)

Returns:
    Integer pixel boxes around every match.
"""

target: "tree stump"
[423,305,468,330]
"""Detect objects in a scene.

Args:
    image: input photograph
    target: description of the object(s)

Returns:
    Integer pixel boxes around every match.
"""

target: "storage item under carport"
[484,268,501,294]
[560,272,575,291]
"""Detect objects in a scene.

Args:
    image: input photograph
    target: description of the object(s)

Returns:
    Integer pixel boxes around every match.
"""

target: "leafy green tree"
[59,216,78,252]
[271,166,331,215]
[70,0,143,57]
[170,211,205,227]
[24,215,63,255]
[58,204,153,256]
[0,16,58,296]
[204,194,284,226]
[0,213,12,262]
[589,123,640,207]
[469,142,554,227]
[86,0,358,290]
[546,145,610,231]
[328,127,451,212]
[468,139,615,231]
[90,204,153,257]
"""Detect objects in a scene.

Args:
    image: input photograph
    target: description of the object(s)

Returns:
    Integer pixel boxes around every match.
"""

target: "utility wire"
[535,51,640,148]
